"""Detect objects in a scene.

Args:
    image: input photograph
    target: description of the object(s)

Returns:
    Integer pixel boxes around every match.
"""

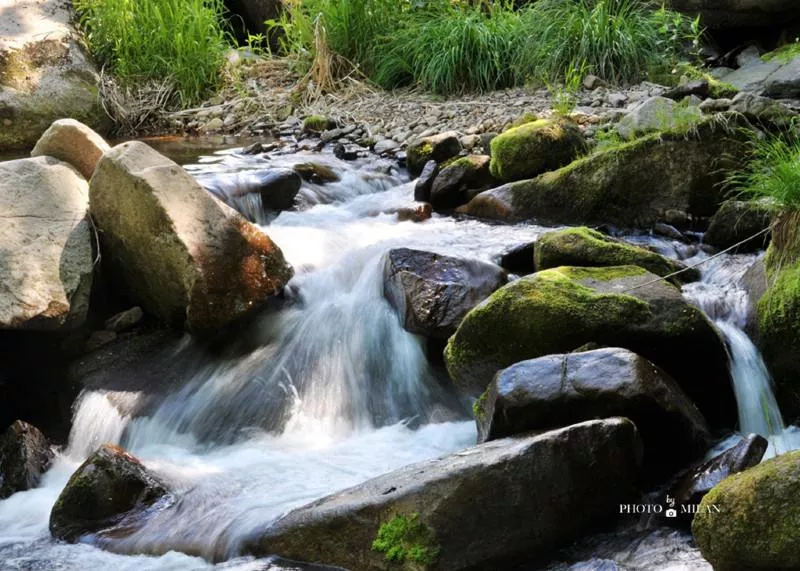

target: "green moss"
[509,112,539,129]
[763,42,800,63]
[692,450,800,569]
[535,227,697,283]
[472,390,489,421]
[707,77,738,99]
[302,115,334,132]
[489,118,585,182]
[372,513,440,566]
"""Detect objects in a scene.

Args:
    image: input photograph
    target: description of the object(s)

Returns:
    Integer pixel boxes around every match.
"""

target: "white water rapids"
[0,146,796,570]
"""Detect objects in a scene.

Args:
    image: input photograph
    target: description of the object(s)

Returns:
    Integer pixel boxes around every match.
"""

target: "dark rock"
[0,420,54,499]
[654,222,686,241]
[84,330,118,353]
[50,444,169,542]
[705,199,773,252]
[333,143,361,161]
[413,160,439,202]
[203,168,302,217]
[294,162,341,184]
[105,307,144,333]
[445,265,734,427]
[242,418,642,571]
[384,248,506,339]
[476,348,710,475]
[668,433,767,528]
[406,132,462,177]
[498,242,536,275]
[662,80,710,100]
[429,155,494,210]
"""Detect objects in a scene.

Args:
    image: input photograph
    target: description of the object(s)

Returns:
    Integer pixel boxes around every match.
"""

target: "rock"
[705,199,774,252]
[301,115,335,133]
[583,74,606,90]
[203,168,302,219]
[413,160,439,203]
[616,97,703,140]
[724,60,782,93]
[0,0,108,150]
[444,265,733,426]
[764,55,800,98]
[730,92,797,124]
[462,116,749,228]
[294,162,341,184]
[654,222,686,241]
[476,348,709,474]
[498,242,535,275]
[30,119,110,180]
[662,80,710,100]
[89,141,293,332]
[406,132,462,177]
[383,248,506,339]
[201,117,225,133]
[50,444,169,542]
[534,227,700,284]
[0,420,53,499]
[84,330,118,353]
[373,139,400,155]
[692,450,800,570]
[429,155,493,210]
[334,143,361,161]
[489,118,586,183]
[668,433,767,528]
[394,203,432,223]
[741,257,767,334]
[607,92,628,107]
[668,0,799,29]
[243,418,642,570]
[0,156,93,330]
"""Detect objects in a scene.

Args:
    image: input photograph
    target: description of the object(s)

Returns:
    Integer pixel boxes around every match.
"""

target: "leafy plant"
[74,0,232,105]
[372,513,440,565]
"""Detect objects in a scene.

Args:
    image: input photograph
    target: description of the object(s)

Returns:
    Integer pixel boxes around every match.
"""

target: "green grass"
[727,130,800,211]
[74,0,232,105]
[272,0,700,95]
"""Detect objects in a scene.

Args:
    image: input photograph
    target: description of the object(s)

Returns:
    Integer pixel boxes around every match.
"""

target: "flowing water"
[0,144,796,570]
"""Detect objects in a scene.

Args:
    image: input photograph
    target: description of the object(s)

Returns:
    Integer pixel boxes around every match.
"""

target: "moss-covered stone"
[406,131,462,177]
[692,450,800,570]
[489,118,586,183]
[535,227,700,284]
[444,265,733,426]
[468,115,750,228]
[301,115,335,133]
[372,513,440,566]
[705,199,774,252]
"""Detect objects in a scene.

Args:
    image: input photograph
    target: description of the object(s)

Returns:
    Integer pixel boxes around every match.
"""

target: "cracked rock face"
[0,155,93,330]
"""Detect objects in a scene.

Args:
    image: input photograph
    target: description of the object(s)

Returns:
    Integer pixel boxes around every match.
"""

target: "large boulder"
[50,444,169,542]
[0,156,93,330]
[705,199,773,252]
[692,450,800,570]
[406,132,462,177]
[0,420,54,499]
[723,52,800,99]
[476,348,710,474]
[444,265,733,426]
[534,227,699,284]
[30,119,110,180]
[667,0,798,29]
[461,117,748,228]
[89,141,294,332]
[428,155,494,210]
[0,0,108,150]
[383,248,506,339]
[489,118,586,183]
[668,433,767,528]
[243,418,642,571]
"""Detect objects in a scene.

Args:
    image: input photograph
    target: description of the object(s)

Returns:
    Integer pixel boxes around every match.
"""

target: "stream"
[0,143,796,570]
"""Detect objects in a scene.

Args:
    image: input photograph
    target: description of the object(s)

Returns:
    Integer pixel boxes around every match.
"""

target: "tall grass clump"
[74,0,232,106]
[518,0,701,85]
[728,130,800,211]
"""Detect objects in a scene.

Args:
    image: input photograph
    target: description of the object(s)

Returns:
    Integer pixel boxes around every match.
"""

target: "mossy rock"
[301,115,336,133]
[445,265,733,426]
[489,118,586,183]
[407,132,462,177]
[692,450,800,570]
[535,227,700,284]
[465,115,750,228]
[705,199,774,252]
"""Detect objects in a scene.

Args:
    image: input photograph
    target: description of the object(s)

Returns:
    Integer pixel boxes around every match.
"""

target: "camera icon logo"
[666,508,677,518]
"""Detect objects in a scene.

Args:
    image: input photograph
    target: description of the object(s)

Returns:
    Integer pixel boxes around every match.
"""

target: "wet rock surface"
[0,420,53,499]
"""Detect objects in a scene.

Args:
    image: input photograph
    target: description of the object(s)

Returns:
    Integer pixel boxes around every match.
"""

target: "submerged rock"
[50,444,169,542]
[0,420,54,499]
[462,117,748,228]
[692,449,800,570]
[0,156,93,330]
[445,265,733,426]
[89,141,293,332]
[705,199,773,252]
[31,119,110,180]
[489,118,585,183]
[406,132,462,177]
[668,433,767,528]
[429,155,494,210]
[243,418,642,571]
[383,248,506,339]
[476,348,710,474]
[535,227,699,284]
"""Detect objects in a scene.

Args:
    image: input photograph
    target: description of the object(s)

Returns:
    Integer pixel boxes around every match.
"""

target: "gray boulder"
[0,420,54,499]
[0,156,93,330]
[383,248,506,339]
[243,418,642,571]
[476,348,710,474]
[616,97,703,140]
